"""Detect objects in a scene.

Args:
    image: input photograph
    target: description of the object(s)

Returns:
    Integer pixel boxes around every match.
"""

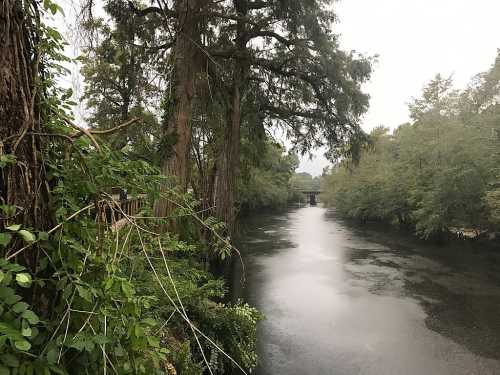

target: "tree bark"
[215,79,242,231]
[155,0,201,217]
[214,0,248,232]
[0,0,50,259]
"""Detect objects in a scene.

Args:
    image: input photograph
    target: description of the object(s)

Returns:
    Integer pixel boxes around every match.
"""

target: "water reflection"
[233,206,500,375]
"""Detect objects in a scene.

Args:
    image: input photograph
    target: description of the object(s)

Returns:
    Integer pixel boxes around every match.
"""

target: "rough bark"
[0,0,50,260]
[215,79,242,231]
[155,0,201,217]
[214,0,247,232]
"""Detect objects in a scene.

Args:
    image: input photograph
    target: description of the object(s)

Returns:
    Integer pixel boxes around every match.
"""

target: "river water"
[232,206,500,375]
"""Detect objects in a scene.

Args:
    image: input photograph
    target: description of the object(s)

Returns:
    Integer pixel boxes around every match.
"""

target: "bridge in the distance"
[301,191,322,205]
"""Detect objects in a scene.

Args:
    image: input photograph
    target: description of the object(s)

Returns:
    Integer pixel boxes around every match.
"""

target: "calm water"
[232,206,500,375]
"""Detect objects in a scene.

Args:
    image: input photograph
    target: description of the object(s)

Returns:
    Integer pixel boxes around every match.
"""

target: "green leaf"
[0,365,9,375]
[0,271,4,284]
[21,326,32,337]
[0,155,16,168]
[14,339,31,351]
[46,348,59,365]
[38,232,49,241]
[16,273,32,288]
[76,285,93,303]
[18,230,35,243]
[6,224,21,231]
[21,310,39,325]
[93,335,111,345]
[49,365,67,375]
[49,3,58,14]
[121,281,134,298]
[5,294,22,305]
[12,302,29,313]
[69,339,85,351]
[0,286,13,299]
[142,318,156,327]
[0,353,19,367]
[0,233,12,247]
[103,278,113,291]
[147,336,160,348]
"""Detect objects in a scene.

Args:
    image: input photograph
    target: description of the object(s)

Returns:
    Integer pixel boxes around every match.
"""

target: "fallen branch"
[71,118,140,138]
[60,115,101,152]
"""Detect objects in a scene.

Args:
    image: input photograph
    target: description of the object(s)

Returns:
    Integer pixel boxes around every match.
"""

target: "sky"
[296,0,500,176]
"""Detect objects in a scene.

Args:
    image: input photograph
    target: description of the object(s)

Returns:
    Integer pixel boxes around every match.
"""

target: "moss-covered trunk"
[0,0,50,256]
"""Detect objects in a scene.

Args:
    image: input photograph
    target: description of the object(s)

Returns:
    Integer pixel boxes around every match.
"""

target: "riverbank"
[334,211,500,251]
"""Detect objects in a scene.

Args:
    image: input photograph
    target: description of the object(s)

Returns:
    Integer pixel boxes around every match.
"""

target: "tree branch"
[71,118,140,138]
[128,2,176,18]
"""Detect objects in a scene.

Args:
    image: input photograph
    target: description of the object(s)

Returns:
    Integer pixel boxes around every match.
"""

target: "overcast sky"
[296,0,500,176]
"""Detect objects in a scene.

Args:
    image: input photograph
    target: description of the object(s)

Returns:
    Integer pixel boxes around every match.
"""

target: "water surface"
[233,206,500,375]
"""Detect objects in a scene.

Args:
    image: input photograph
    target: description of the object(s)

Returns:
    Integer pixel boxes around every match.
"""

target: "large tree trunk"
[214,1,247,232]
[155,0,201,217]
[215,80,242,232]
[0,0,50,258]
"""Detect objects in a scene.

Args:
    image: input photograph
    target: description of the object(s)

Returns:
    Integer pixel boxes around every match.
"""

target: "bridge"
[301,191,322,206]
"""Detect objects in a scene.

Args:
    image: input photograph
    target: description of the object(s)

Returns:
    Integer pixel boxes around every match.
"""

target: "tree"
[323,57,500,239]
[208,0,372,229]
[81,0,162,157]
[81,0,372,232]
[0,0,51,260]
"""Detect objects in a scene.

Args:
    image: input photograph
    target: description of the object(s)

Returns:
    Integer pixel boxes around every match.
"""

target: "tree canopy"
[323,54,500,239]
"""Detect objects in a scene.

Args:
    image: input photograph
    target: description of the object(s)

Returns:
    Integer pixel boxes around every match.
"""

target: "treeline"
[0,0,371,374]
[323,53,500,240]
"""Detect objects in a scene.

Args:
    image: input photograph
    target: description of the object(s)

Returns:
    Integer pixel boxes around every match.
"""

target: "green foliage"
[1,5,260,375]
[2,140,261,373]
[288,172,323,203]
[238,142,299,211]
[324,56,500,239]
[80,0,162,159]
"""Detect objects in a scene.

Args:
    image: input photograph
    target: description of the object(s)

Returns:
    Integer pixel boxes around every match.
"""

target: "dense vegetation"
[323,54,500,240]
[0,0,370,374]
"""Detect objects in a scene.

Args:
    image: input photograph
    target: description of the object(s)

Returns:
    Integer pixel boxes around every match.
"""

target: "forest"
[322,54,500,240]
[0,0,371,374]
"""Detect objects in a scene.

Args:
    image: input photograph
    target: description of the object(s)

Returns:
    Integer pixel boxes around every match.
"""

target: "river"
[232,206,500,375]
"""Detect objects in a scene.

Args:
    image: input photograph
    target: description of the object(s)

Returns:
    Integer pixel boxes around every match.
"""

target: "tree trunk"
[215,80,242,232]
[214,1,247,232]
[0,0,50,260]
[155,0,201,217]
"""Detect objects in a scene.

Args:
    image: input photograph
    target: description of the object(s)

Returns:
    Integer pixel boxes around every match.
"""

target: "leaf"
[48,365,67,375]
[0,365,9,375]
[4,263,24,272]
[14,339,31,351]
[21,326,32,337]
[12,302,29,314]
[76,285,93,303]
[38,232,49,241]
[6,224,21,231]
[147,336,160,348]
[49,3,58,14]
[142,318,156,327]
[18,230,36,243]
[0,286,13,299]
[5,294,22,305]
[121,281,134,298]
[0,353,19,367]
[21,310,40,325]
[46,348,59,365]
[16,273,32,288]
[0,233,12,247]
[103,278,113,291]
[0,271,4,283]
[93,335,111,345]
